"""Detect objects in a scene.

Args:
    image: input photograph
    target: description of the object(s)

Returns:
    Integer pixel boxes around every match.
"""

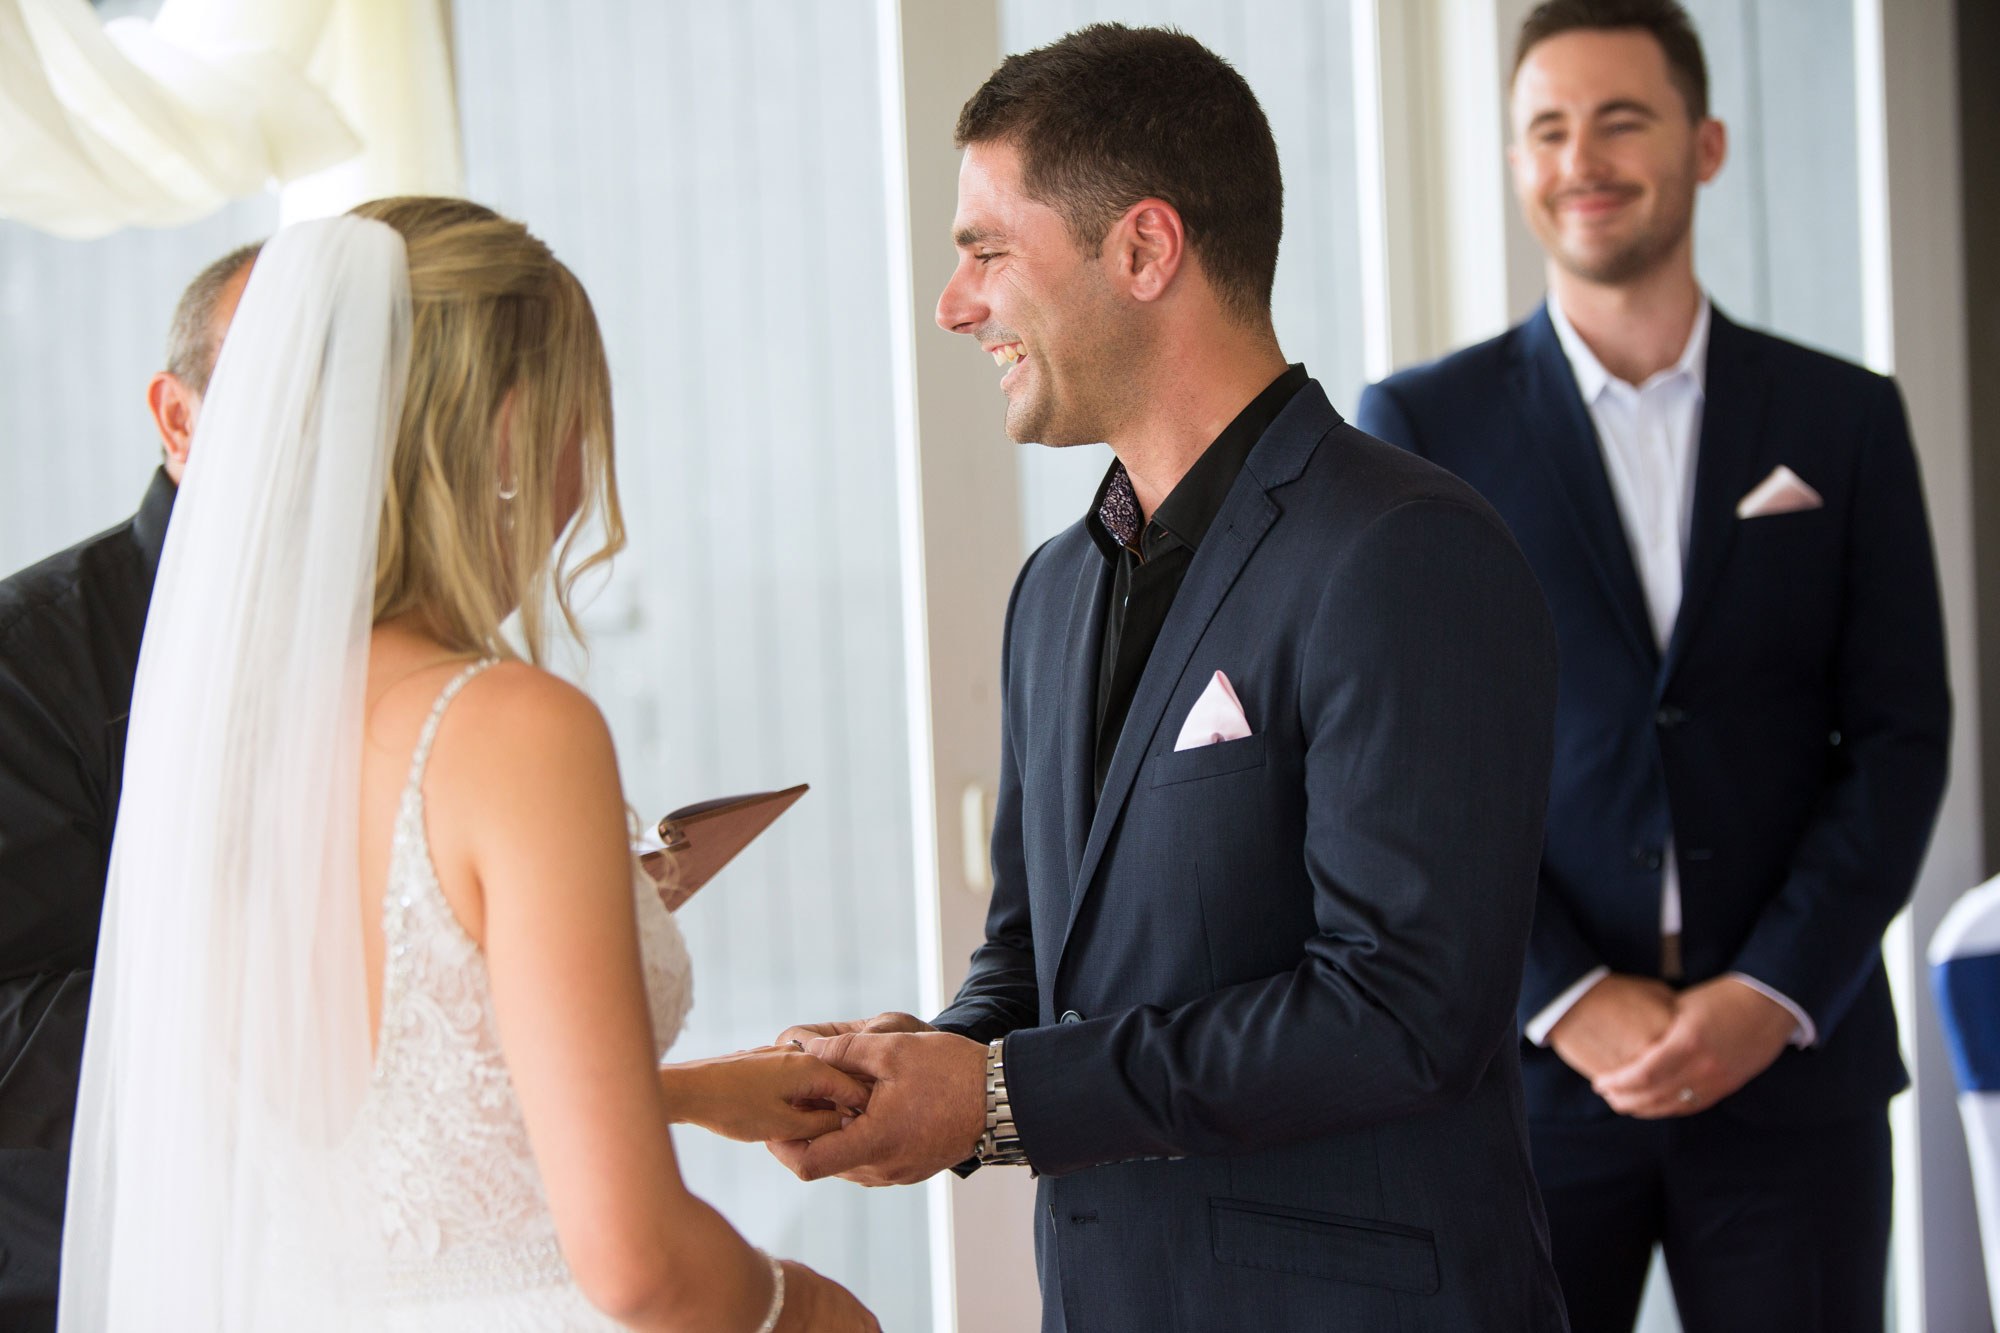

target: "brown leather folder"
[638,784,808,911]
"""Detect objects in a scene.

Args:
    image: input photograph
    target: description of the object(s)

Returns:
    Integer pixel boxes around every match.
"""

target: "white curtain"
[0,0,460,239]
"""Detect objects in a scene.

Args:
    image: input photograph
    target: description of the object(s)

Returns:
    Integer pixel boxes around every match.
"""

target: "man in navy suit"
[774,23,1568,1331]
[1355,3,1950,1329]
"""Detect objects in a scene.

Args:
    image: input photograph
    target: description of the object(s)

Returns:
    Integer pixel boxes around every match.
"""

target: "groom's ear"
[1109,198,1185,306]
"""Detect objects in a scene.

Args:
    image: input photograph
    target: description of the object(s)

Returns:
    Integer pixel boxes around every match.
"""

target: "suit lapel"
[1059,552,1112,884]
[1057,390,1327,956]
[1511,307,1657,670]
[1660,309,1771,688]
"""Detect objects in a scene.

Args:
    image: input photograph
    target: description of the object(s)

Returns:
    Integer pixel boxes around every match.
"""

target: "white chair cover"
[1930,874,2000,1330]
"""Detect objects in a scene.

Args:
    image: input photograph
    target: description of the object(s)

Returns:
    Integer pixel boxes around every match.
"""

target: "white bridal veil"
[60,215,411,1330]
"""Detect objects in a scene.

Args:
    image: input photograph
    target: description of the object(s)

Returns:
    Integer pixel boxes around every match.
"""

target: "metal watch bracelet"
[975,1037,1028,1166]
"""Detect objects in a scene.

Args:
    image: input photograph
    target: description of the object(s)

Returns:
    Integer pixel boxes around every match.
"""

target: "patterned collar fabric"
[1097,461,1142,550]
[1083,363,1309,566]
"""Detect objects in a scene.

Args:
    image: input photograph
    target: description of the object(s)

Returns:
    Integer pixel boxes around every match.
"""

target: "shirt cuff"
[1524,966,1611,1047]
[1725,971,1817,1047]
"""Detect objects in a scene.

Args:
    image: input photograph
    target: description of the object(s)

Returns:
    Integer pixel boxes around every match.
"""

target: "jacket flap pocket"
[1209,1198,1439,1294]
[1151,733,1267,788]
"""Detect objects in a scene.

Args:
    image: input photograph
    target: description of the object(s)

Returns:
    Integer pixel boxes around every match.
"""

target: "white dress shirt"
[1525,295,1813,1049]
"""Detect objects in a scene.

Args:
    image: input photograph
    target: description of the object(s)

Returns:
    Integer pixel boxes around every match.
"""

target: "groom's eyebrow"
[954,224,1001,249]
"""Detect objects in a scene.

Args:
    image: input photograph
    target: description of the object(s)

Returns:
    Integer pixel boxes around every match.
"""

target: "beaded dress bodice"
[352,661,693,1328]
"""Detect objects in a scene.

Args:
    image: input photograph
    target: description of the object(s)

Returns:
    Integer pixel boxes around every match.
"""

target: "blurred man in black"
[0,241,256,1326]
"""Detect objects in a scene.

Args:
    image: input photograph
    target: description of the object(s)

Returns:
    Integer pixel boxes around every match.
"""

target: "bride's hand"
[660,1048,870,1143]
[775,1011,934,1047]
[774,1260,880,1332]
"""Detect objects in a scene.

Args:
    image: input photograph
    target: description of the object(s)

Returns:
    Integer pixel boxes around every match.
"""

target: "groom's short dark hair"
[956,23,1282,327]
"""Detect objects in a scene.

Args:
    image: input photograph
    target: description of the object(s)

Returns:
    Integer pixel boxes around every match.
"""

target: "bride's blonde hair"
[352,195,623,664]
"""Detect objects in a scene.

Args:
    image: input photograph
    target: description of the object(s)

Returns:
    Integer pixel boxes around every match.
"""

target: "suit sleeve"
[1360,382,1611,1030]
[931,552,1040,1043]
[1003,499,1559,1174]
[1727,376,1951,1038]
[1516,888,1612,1037]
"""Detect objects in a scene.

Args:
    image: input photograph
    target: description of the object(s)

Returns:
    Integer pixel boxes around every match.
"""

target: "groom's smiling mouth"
[986,341,1027,390]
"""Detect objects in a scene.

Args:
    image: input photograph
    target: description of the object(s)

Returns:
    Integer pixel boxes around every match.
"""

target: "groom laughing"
[777,24,1568,1330]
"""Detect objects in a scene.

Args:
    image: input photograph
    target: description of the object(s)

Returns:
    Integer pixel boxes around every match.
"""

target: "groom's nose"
[935,257,985,335]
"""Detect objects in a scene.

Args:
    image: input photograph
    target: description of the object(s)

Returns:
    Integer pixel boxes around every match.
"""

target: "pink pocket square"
[1175,671,1252,751]
[1736,465,1823,518]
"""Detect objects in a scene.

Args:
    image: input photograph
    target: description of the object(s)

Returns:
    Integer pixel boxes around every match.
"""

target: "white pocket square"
[1175,670,1252,751]
[1736,465,1823,518]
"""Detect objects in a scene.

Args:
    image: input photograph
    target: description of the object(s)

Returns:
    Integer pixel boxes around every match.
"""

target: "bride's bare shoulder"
[449,660,615,772]
[424,661,625,878]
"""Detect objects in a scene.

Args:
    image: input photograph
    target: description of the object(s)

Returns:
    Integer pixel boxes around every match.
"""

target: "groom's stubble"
[1002,253,1153,451]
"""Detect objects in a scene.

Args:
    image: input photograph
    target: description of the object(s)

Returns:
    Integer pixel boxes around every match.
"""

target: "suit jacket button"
[1060,1010,1083,1024]
[1655,706,1688,728]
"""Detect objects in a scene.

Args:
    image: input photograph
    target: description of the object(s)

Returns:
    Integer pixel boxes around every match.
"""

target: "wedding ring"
[1677,1086,1696,1105]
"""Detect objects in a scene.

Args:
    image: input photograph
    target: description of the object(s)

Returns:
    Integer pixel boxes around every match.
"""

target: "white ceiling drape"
[0,0,460,239]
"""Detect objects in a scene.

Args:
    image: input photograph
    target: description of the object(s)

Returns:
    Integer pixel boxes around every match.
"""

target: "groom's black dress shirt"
[0,467,175,1327]
[1085,364,1306,799]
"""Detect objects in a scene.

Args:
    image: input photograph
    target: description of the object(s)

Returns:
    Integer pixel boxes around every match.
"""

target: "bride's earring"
[498,477,519,501]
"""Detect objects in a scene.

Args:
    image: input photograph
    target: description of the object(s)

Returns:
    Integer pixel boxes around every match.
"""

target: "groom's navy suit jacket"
[1355,307,1950,1124]
[935,382,1570,1331]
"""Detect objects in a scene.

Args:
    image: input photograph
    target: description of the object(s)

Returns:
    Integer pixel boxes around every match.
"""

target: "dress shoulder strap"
[402,658,498,797]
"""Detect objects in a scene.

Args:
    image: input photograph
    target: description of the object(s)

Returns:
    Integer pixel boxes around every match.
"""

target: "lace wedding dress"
[351,660,695,1331]
[63,220,700,1331]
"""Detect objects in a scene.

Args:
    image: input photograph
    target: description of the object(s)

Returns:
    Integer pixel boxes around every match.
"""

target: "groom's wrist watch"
[974,1037,1029,1167]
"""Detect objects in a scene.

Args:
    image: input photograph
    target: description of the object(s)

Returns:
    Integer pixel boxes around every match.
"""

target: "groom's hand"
[660,1047,871,1144]
[775,1011,934,1047]
[766,1032,985,1186]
